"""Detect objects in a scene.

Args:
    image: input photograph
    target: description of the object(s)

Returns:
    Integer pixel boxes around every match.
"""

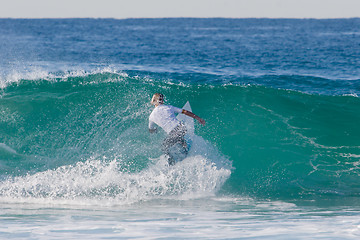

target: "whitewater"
[1,18,360,239]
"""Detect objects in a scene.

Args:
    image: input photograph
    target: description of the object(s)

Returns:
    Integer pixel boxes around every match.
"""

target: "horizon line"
[1,16,359,20]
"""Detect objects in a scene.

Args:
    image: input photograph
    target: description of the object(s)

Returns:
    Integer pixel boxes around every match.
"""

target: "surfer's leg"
[177,125,188,155]
[162,136,174,154]
[162,127,181,153]
[181,138,188,155]
[162,124,188,166]
[162,135,176,165]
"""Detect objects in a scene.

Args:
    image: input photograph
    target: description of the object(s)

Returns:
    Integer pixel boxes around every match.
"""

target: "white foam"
[343,93,359,98]
[0,142,231,206]
[0,67,129,89]
[0,68,50,88]
[1,196,360,239]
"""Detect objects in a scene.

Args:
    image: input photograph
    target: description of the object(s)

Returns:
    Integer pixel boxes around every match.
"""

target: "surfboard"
[167,101,195,164]
[177,101,194,147]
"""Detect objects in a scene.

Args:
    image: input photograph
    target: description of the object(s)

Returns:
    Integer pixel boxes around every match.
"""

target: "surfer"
[149,93,205,165]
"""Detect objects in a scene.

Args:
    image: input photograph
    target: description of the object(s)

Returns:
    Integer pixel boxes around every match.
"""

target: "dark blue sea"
[1,18,360,239]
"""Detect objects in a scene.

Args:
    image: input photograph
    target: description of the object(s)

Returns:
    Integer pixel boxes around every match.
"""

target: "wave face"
[1,71,360,204]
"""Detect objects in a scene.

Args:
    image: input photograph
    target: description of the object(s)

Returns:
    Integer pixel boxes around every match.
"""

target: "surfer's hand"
[149,128,157,133]
[198,118,205,126]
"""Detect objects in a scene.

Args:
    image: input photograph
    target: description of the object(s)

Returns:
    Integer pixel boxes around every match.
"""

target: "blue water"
[1,18,360,239]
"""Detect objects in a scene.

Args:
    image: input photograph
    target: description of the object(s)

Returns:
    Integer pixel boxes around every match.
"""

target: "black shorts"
[161,123,187,155]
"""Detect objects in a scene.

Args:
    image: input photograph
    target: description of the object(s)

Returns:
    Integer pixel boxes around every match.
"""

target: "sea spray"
[0,149,231,206]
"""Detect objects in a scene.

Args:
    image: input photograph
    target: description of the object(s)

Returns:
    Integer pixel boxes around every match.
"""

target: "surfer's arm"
[182,109,206,125]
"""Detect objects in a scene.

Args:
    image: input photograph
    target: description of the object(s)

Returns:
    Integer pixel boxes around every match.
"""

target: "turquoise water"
[1,18,360,239]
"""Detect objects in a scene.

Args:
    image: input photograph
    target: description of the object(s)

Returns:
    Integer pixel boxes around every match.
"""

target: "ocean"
[0,18,360,239]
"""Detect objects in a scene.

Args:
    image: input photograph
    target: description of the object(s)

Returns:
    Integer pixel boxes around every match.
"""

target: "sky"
[0,0,359,19]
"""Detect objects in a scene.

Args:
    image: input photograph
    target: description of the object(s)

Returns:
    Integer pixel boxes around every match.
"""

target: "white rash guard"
[149,105,182,134]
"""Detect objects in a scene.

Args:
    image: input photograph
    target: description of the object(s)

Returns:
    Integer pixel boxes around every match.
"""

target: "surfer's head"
[151,93,164,106]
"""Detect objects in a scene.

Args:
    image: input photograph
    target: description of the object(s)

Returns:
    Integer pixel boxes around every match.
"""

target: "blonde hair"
[151,93,164,105]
